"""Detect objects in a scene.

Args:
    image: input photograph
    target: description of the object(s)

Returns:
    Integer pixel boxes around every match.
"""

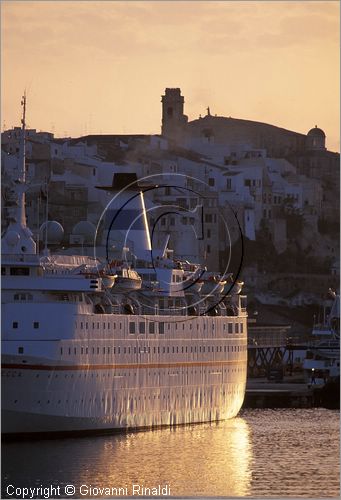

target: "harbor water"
[2,409,339,498]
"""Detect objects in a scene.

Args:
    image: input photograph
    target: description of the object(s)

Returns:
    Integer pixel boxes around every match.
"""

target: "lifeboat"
[201,272,227,295]
[112,267,142,292]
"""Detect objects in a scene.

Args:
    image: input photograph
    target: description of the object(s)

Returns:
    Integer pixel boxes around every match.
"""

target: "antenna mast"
[17,92,27,227]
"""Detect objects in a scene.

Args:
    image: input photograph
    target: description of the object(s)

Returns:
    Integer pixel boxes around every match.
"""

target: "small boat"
[201,272,227,295]
[112,265,142,292]
[184,277,204,294]
[100,272,117,290]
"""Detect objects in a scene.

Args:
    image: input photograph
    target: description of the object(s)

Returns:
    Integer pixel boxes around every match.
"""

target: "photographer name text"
[6,483,171,498]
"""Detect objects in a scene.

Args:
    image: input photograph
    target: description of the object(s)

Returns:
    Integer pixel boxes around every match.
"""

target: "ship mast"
[1,93,37,255]
[17,92,27,227]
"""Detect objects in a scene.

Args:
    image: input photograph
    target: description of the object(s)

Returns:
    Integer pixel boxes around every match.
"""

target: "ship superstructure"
[303,291,340,384]
[1,96,248,435]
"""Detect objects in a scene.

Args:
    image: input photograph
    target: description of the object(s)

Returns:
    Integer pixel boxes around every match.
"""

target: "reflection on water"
[79,417,252,497]
[2,409,340,498]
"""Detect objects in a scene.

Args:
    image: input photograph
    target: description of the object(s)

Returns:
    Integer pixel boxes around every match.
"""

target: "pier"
[243,377,340,409]
[244,378,313,408]
[247,322,294,377]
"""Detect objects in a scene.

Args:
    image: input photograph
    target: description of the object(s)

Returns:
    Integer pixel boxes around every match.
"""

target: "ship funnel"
[96,173,153,262]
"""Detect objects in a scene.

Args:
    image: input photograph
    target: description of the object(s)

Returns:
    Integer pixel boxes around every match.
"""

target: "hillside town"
[1,88,339,331]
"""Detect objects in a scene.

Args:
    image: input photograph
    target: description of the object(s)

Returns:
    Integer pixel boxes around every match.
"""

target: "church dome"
[307,126,326,138]
[39,221,64,244]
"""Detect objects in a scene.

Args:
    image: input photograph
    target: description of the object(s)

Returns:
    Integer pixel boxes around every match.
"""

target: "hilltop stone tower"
[161,88,188,143]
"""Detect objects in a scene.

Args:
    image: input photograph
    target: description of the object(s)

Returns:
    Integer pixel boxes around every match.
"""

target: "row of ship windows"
[13,322,39,329]
[16,345,247,355]
[128,322,243,334]
[59,344,247,355]
[75,321,243,334]
[11,321,244,334]
[5,367,245,378]
[12,293,84,303]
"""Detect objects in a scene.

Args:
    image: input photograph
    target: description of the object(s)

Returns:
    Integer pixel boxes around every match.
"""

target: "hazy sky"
[2,1,340,151]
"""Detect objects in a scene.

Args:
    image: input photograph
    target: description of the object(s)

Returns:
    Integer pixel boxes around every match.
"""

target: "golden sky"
[2,1,340,151]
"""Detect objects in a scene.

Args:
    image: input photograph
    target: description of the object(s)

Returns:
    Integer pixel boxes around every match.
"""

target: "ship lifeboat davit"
[187,279,204,294]
[225,280,244,295]
[201,273,227,295]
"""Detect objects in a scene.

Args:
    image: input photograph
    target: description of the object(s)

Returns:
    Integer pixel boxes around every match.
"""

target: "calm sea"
[1,409,339,498]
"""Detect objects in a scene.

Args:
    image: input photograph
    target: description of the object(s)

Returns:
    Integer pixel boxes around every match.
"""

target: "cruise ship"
[1,97,248,435]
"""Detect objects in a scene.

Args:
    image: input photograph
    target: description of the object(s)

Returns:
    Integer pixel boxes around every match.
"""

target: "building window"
[33,322,39,329]
[149,322,155,334]
[13,322,18,329]
[207,229,211,239]
[18,347,24,354]
[205,214,212,223]
[159,322,164,334]
[207,245,211,254]
[208,178,215,187]
[1,267,6,275]
[139,322,145,334]
[129,322,135,334]
[228,323,233,334]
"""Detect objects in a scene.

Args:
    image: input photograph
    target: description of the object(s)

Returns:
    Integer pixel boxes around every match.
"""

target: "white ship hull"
[2,315,247,435]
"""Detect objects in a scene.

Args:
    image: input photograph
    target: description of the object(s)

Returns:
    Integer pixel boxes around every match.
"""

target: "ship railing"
[157,309,183,316]
[2,253,41,263]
